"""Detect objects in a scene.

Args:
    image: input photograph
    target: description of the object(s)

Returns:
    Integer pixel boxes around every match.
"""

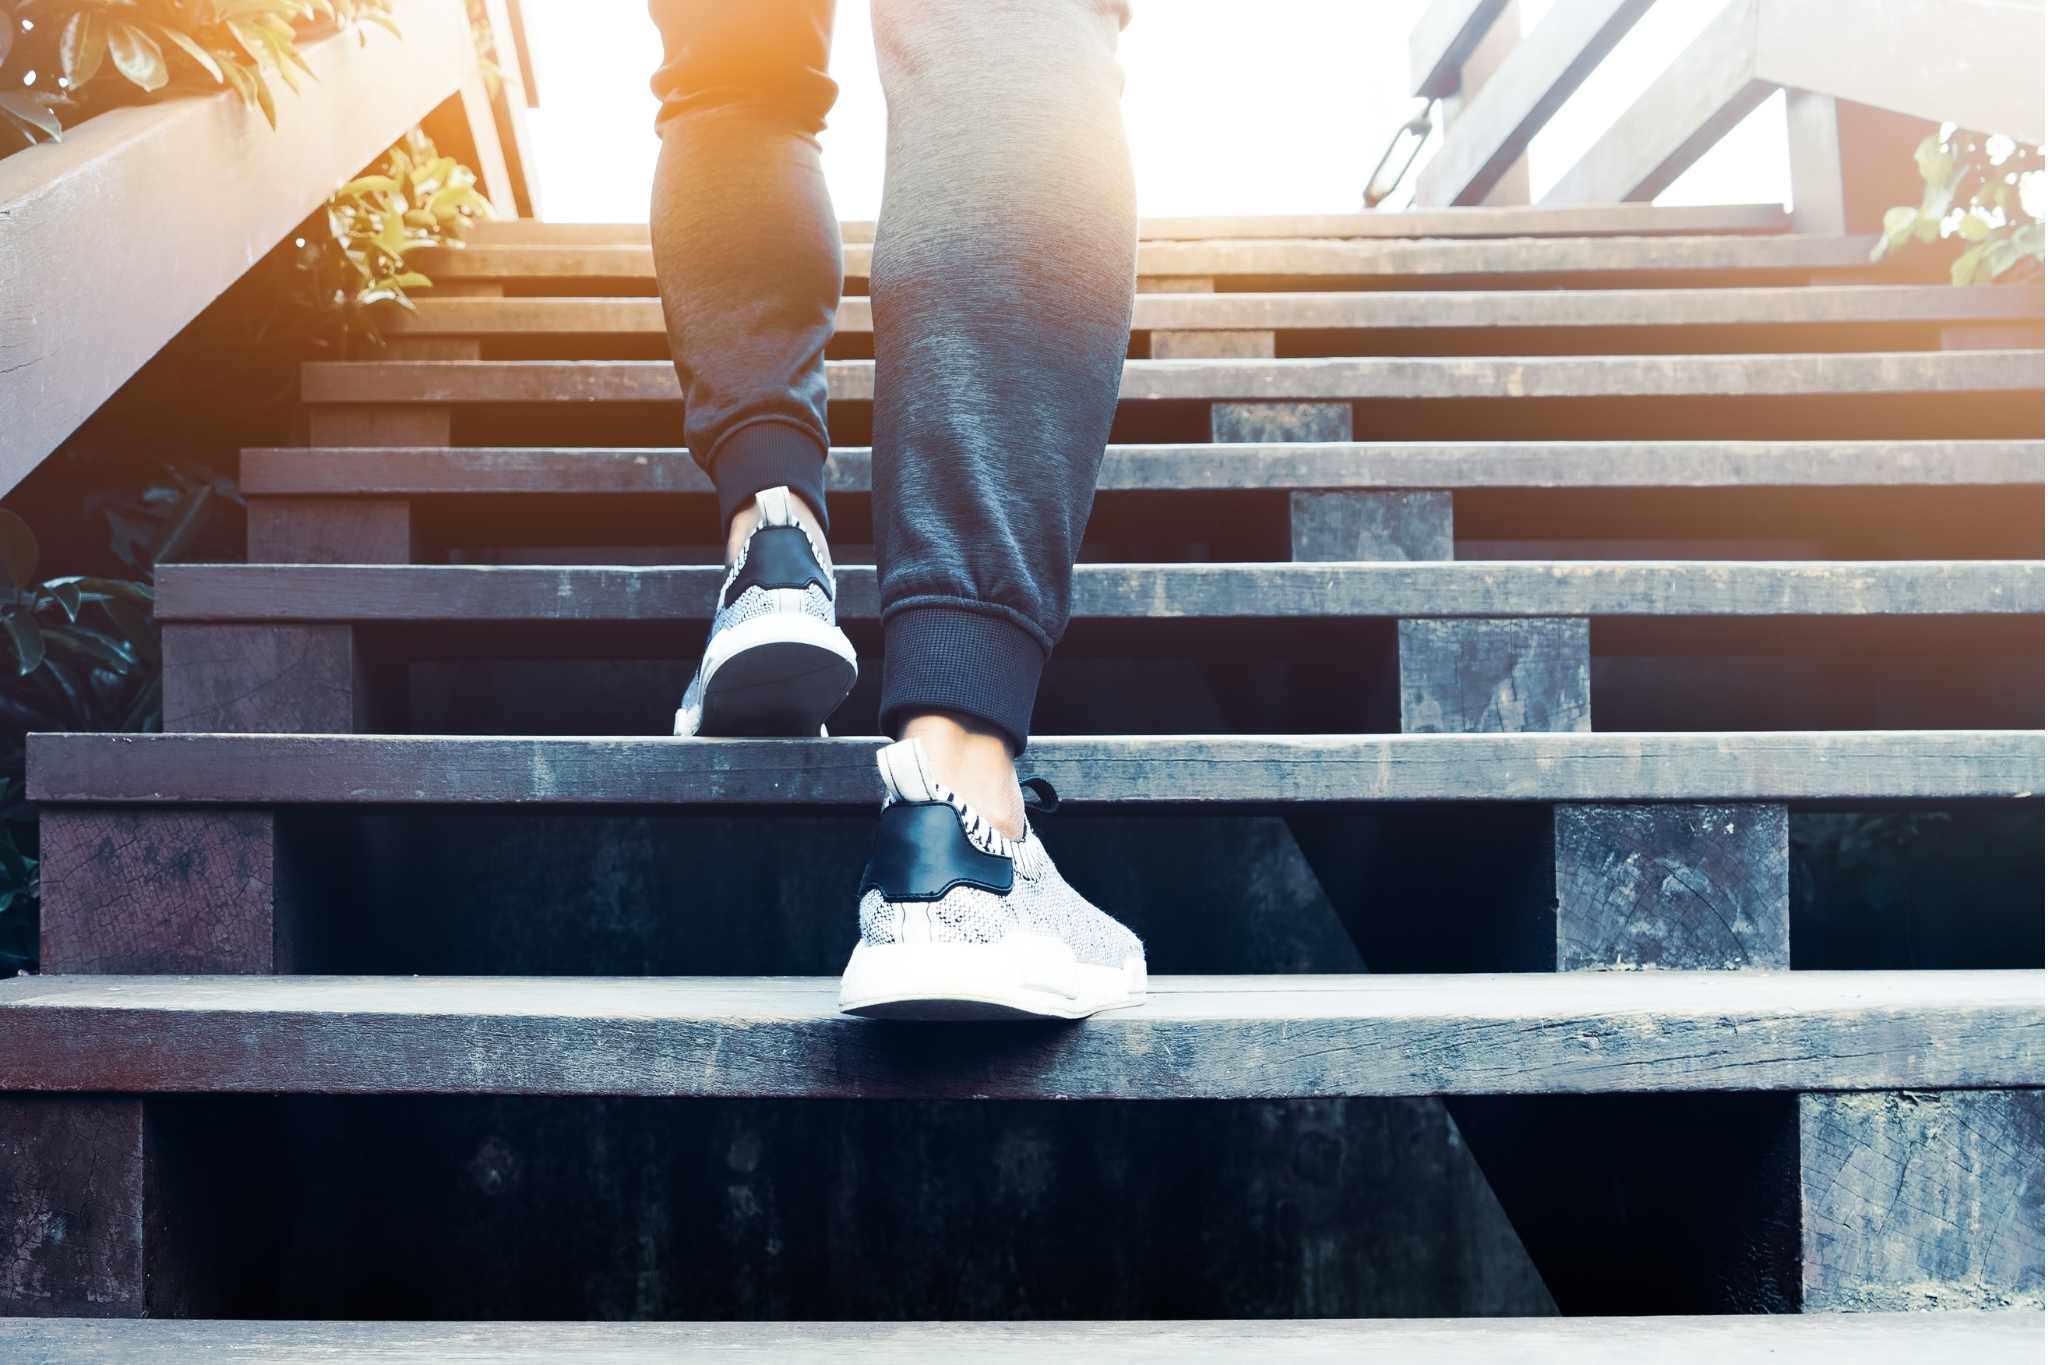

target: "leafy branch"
[1873,127,2044,285]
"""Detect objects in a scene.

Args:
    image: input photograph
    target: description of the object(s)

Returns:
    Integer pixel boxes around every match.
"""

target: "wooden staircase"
[3,202,2043,1356]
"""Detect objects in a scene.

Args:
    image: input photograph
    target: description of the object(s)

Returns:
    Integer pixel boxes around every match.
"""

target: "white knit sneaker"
[675,487,857,737]
[839,737,1148,1020]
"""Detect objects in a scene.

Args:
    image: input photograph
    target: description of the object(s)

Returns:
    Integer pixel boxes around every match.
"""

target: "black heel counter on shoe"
[730,527,831,599]
[861,803,1014,901]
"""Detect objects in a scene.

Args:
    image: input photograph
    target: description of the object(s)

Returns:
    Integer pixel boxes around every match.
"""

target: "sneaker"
[838,737,1148,1020]
[675,486,857,737]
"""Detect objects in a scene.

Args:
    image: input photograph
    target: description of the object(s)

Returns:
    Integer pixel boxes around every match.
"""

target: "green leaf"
[2,613,45,677]
[339,174,399,198]
[47,579,82,623]
[153,24,225,84]
[1957,212,1993,242]
[42,624,138,672]
[108,21,170,93]
[1951,239,1992,285]
[61,11,107,89]
[0,91,64,145]
[1915,133,1956,187]
[0,510,40,590]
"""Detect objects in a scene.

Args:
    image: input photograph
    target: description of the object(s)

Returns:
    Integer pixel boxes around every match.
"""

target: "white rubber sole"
[675,610,857,738]
[838,937,1148,1021]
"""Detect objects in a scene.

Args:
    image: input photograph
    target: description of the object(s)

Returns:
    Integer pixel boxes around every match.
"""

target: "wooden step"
[27,732,2042,806]
[383,284,2044,340]
[465,202,1796,245]
[2,1312,2042,1363]
[0,970,2036,1098]
[157,561,2046,624]
[299,351,2045,407]
[412,233,1889,284]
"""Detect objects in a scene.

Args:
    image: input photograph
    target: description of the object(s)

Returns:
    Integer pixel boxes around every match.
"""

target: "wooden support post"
[0,1097,146,1316]
[1786,92,1938,236]
[1801,1089,2045,1311]
[1398,618,1588,732]
[36,808,298,974]
[1151,330,1275,360]
[1213,401,1351,445]
[1136,276,1215,293]
[162,624,374,734]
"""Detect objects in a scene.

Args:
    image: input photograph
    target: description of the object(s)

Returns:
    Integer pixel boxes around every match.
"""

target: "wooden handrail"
[0,0,503,496]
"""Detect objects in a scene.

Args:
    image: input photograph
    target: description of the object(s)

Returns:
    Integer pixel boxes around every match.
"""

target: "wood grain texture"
[1398,618,1592,734]
[245,499,413,564]
[1414,0,1658,207]
[156,562,2048,625]
[1150,330,1276,360]
[239,440,2048,496]
[0,0,468,494]
[304,404,449,448]
[381,284,2040,339]
[1555,804,1789,970]
[409,233,1889,284]
[298,352,2045,406]
[161,625,365,734]
[0,971,2036,1099]
[463,202,1794,244]
[0,1098,144,1317]
[1289,493,1455,562]
[1801,1090,2045,1310]
[25,732,2044,806]
[36,809,281,974]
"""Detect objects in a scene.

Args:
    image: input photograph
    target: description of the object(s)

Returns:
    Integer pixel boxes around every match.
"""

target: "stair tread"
[7,1311,2038,1362]
[298,352,2045,405]
[240,440,2048,494]
[384,284,2044,337]
[27,731,2042,805]
[465,202,1795,245]
[157,561,2047,623]
[412,233,1888,282]
[0,970,2036,1098]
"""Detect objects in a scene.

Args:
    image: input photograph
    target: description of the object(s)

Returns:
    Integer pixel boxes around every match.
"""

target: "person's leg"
[650,0,858,737]
[648,0,840,549]
[838,0,1142,1021]
[867,0,1138,836]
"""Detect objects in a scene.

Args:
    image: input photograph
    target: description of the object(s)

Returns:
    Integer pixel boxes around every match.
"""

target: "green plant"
[2,0,400,150]
[1873,127,2045,284]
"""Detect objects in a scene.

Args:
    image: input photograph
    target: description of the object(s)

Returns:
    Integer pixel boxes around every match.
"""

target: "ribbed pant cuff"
[880,606,1048,754]
[707,421,830,534]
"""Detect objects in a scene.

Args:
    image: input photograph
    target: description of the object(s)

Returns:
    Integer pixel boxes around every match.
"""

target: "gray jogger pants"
[648,0,1137,751]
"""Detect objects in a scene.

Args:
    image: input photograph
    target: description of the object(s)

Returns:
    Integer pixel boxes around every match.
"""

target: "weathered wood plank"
[0,1098,144,1317]
[300,352,2045,407]
[1414,0,1658,207]
[464,202,1794,244]
[4,1310,2042,1363]
[239,440,2048,496]
[1411,0,1514,97]
[26,732,2044,806]
[1555,804,1790,970]
[1801,1090,2045,1310]
[1542,0,1769,207]
[0,970,2036,1099]
[1150,330,1275,360]
[154,561,2048,625]
[1398,618,1592,733]
[385,285,2045,338]
[1211,402,1353,444]
[36,809,285,974]
[410,233,1889,283]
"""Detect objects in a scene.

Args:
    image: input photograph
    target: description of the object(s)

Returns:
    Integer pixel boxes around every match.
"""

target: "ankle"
[900,712,1026,841]
[724,489,832,569]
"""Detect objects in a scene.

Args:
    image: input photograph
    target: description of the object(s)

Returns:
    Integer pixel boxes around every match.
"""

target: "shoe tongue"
[753,486,797,529]
[874,737,941,806]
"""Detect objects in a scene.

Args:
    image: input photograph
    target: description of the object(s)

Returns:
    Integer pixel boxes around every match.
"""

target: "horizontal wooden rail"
[156,562,2047,624]
[0,970,2037,1098]
[0,0,475,495]
[27,731,2044,805]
